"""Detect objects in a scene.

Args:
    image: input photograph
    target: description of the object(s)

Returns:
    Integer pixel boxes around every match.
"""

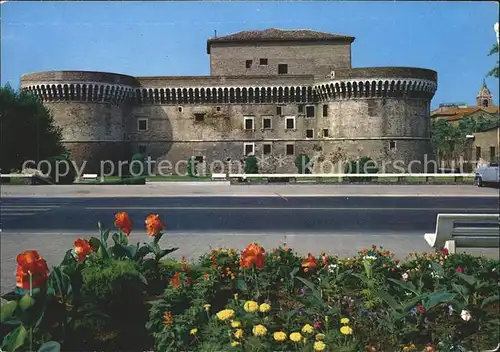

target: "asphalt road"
[1,196,498,235]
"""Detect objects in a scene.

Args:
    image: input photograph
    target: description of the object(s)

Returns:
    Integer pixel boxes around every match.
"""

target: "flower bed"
[1,212,499,352]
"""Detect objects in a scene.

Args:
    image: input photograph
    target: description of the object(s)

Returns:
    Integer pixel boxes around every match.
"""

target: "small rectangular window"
[216,106,221,112]
[262,117,272,129]
[194,113,204,122]
[286,144,294,155]
[389,141,396,150]
[259,58,268,65]
[476,146,481,161]
[263,144,272,155]
[246,60,252,68]
[306,106,315,118]
[276,106,282,115]
[306,129,314,138]
[298,105,304,113]
[244,117,254,130]
[322,105,328,117]
[490,146,496,163]
[244,143,254,156]
[286,117,295,129]
[278,64,288,75]
[137,119,148,131]
[323,128,329,137]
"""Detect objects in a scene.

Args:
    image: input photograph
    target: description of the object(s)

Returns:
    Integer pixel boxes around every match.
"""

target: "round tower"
[20,71,139,174]
[314,67,438,173]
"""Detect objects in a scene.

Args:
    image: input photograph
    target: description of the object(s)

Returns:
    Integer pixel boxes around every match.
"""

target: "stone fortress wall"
[20,29,438,175]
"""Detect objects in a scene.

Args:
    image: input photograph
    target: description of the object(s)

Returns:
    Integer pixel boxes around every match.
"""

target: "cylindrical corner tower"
[314,67,438,173]
[21,71,139,174]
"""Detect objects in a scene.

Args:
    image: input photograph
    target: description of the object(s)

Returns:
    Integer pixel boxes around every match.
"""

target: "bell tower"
[476,79,493,108]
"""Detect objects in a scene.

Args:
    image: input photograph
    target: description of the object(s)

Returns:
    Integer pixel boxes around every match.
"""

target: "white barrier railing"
[228,173,475,178]
[226,173,476,183]
[0,173,34,178]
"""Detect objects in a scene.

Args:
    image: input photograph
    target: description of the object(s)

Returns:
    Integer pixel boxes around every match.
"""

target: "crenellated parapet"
[21,71,139,104]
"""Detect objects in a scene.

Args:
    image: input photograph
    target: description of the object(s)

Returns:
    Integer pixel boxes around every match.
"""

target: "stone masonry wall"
[209,42,352,77]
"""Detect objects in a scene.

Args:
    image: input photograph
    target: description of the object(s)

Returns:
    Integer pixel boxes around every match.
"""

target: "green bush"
[295,154,311,174]
[39,155,76,184]
[130,153,146,177]
[244,155,259,174]
[187,156,197,177]
[344,156,378,182]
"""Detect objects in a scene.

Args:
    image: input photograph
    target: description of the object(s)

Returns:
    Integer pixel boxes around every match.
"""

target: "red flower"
[74,238,93,261]
[302,253,318,272]
[145,214,165,237]
[114,212,132,235]
[416,305,425,313]
[441,248,449,256]
[15,250,50,290]
[240,243,265,270]
[321,252,328,267]
[456,266,464,273]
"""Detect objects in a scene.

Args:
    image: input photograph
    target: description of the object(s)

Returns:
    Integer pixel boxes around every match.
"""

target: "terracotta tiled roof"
[431,106,499,121]
[207,28,355,53]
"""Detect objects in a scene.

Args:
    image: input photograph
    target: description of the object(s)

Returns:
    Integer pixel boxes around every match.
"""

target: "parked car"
[475,162,499,187]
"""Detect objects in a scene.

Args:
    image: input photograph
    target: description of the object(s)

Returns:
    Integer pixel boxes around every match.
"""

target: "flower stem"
[29,271,33,352]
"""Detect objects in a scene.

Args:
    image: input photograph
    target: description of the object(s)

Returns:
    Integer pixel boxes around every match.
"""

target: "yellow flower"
[340,317,350,324]
[289,332,303,342]
[259,303,271,313]
[216,309,235,321]
[273,331,287,341]
[189,328,197,335]
[234,328,244,339]
[231,341,240,347]
[231,321,241,328]
[314,341,326,351]
[252,324,267,336]
[234,293,238,300]
[316,333,325,340]
[243,300,259,313]
[324,316,329,322]
[302,324,314,334]
[203,304,211,311]
[340,325,353,335]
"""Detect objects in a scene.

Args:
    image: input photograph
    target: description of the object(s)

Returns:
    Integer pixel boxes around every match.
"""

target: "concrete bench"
[211,173,227,181]
[424,213,500,254]
[81,174,99,180]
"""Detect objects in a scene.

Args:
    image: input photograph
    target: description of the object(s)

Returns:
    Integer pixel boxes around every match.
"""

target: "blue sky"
[1,1,499,109]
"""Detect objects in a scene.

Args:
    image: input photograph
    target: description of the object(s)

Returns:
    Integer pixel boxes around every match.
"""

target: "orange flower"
[145,214,165,237]
[74,238,93,261]
[171,272,181,288]
[240,243,266,270]
[302,253,318,271]
[114,212,132,235]
[163,311,173,325]
[15,250,50,290]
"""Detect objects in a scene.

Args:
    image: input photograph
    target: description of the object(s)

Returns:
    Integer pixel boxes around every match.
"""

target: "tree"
[244,155,258,174]
[295,154,311,174]
[0,84,67,173]
[487,43,499,78]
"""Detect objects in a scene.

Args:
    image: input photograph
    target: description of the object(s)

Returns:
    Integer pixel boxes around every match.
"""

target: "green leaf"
[1,325,27,352]
[376,289,400,311]
[88,237,101,250]
[1,300,18,322]
[295,276,321,299]
[236,279,248,292]
[423,291,456,311]
[481,295,499,308]
[156,248,179,261]
[102,229,110,243]
[38,341,61,352]
[456,272,477,286]
[18,295,35,311]
[387,278,419,296]
[136,244,152,259]
[451,283,469,301]
[289,267,299,279]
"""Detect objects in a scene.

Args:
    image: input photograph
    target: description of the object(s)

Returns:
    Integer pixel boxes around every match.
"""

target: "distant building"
[20,28,438,174]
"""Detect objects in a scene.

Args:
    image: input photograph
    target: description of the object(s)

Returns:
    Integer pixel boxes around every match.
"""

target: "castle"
[20,28,438,175]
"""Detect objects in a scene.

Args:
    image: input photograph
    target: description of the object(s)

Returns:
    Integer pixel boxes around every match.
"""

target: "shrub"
[187,156,197,177]
[130,153,146,177]
[295,154,312,174]
[38,155,76,184]
[344,156,378,182]
[244,155,258,174]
